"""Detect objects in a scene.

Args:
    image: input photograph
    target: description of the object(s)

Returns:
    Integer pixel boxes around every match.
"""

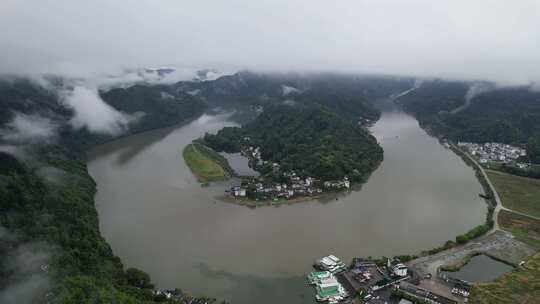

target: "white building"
[388,258,408,277]
[233,187,247,197]
[393,264,408,277]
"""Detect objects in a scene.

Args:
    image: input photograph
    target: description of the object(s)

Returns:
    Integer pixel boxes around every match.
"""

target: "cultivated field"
[487,170,540,218]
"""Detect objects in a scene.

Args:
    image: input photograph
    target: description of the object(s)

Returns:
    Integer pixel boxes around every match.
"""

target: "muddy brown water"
[88,101,486,303]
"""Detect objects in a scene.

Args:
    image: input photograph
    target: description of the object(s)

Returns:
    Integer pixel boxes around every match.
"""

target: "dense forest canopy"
[204,105,383,182]
[0,152,221,303]
[175,71,413,121]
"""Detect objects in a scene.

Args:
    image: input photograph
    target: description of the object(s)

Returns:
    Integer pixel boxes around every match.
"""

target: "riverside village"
[457,142,528,168]
[227,145,351,202]
[306,254,471,304]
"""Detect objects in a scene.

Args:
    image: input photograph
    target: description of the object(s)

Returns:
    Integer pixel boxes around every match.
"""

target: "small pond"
[441,255,514,282]
[220,152,259,177]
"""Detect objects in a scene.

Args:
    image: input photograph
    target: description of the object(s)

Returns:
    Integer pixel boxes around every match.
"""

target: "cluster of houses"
[458,142,527,165]
[307,256,416,303]
[229,144,352,201]
[305,255,465,304]
[244,144,264,167]
[305,252,481,304]
[229,173,351,200]
[451,287,470,298]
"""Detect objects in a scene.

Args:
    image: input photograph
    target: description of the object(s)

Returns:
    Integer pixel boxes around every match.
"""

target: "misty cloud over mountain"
[0,227,53,304]
[1,0,539,84]
[61,86,135,135]
[0,113,57,144]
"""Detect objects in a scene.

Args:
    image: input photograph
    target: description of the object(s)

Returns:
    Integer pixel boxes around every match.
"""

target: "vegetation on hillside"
[203,105,383,182]
[0,78,207,154]
[183,142,233,182]
[397,81,540,162]
[0,152,219,303]
[0,78,213,303]
[174,71,415,122]
[101,85,206,135]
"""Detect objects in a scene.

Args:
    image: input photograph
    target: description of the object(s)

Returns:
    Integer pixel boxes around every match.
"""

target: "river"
[88,100,486,303]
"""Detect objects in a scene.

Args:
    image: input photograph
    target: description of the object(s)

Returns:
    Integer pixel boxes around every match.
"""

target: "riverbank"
[348,127,500,263]
[403,145,540,304]
[219,187,356,207]
[391,120,539,303]
[447,141,497,228]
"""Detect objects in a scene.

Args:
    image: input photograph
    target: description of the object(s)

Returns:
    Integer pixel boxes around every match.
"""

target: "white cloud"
[0,229,53,304]
[0,145,25,159]
[62,86,133,135]
[91,67,202,90]
[282,85,301,96]
[1,113,57,143]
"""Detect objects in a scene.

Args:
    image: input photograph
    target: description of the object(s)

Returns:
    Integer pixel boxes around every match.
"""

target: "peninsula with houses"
[192,105,383,203]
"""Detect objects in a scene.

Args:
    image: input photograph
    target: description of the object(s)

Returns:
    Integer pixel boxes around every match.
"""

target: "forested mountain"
[0,78,214,303]
[398,81,540,162]
[0,79,207,153]
[204,105,383,182]
[174,71,413,121]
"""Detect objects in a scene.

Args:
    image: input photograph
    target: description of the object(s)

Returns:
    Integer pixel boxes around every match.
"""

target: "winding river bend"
[88,100,486,304]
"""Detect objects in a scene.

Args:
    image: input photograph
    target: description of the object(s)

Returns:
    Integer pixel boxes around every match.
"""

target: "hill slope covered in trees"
[204,105,383,182]
[397,81,540,163]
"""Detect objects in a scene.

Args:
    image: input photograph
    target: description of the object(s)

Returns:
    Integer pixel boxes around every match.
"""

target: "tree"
[527,135,540,164]
[126,267,154,289]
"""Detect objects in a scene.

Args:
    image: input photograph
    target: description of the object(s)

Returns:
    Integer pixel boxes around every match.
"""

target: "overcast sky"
[1,0,539,83]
